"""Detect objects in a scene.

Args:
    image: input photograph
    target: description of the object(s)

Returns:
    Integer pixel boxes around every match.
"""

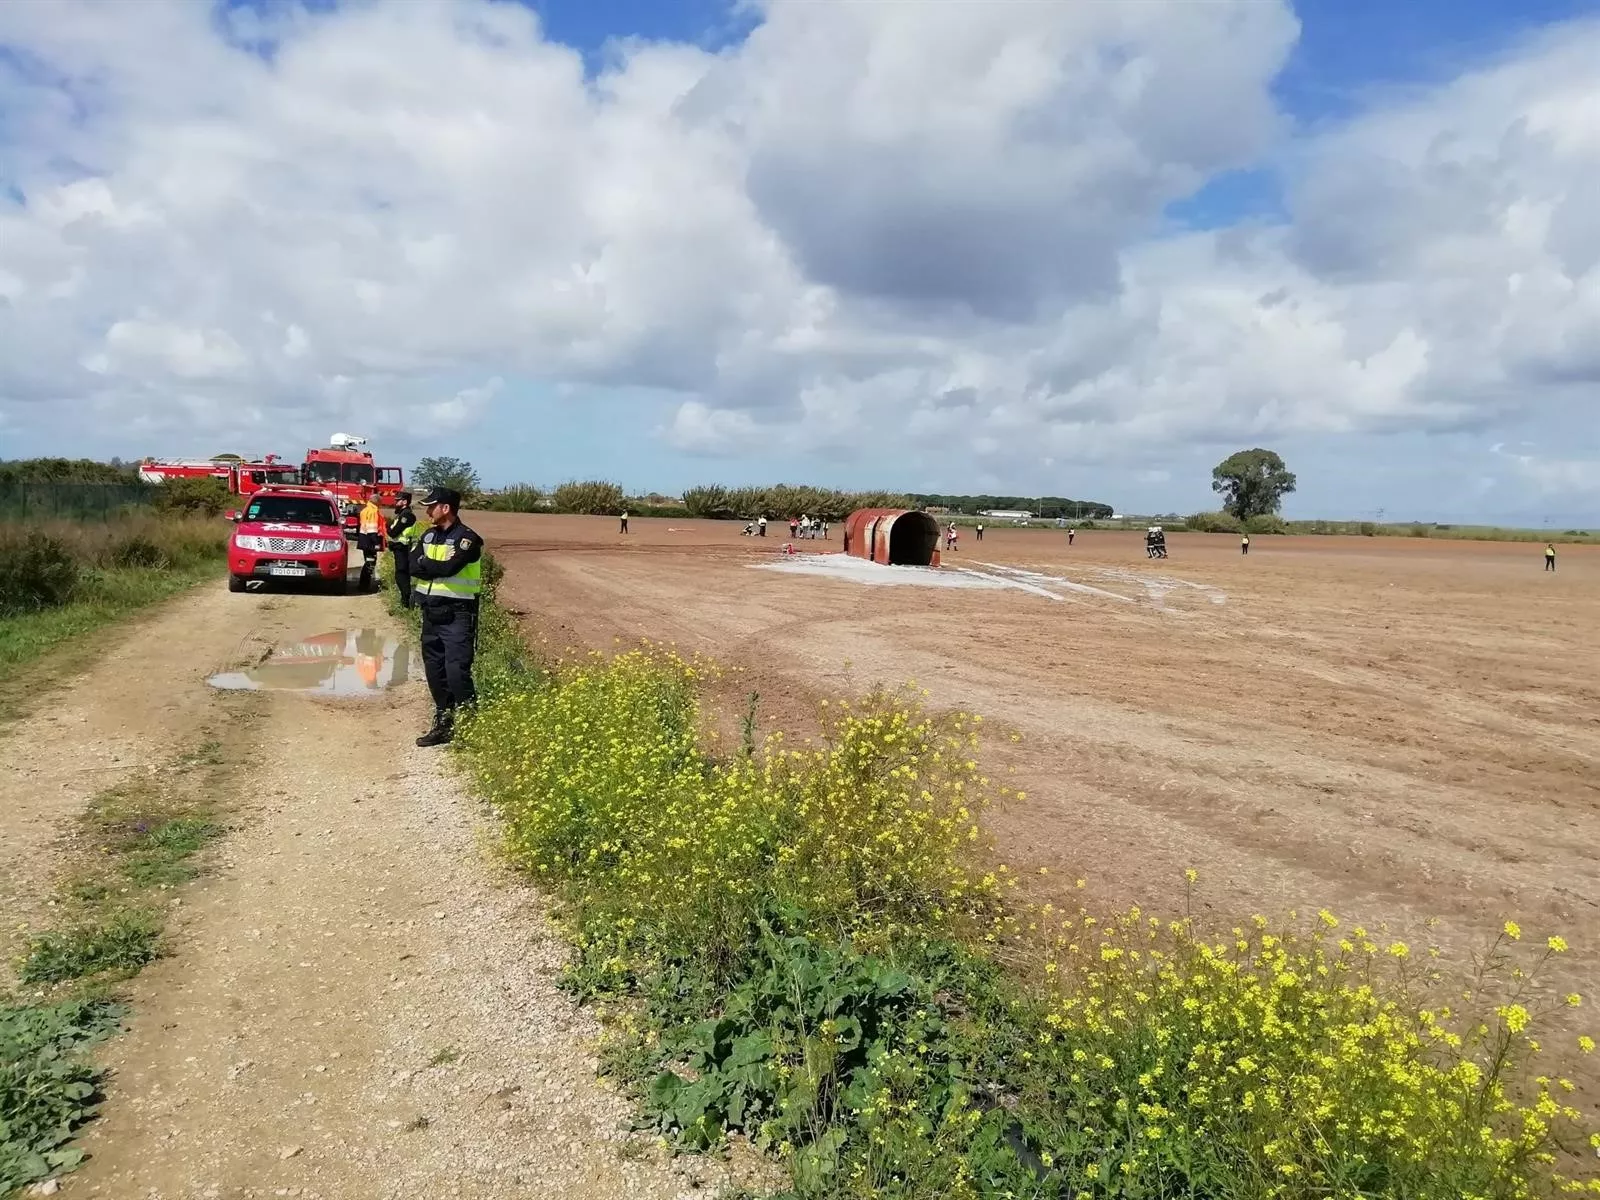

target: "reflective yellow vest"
[413,536,482,601]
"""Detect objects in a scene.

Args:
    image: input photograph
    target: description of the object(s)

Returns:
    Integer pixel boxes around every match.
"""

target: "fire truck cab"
[303,434,406,536]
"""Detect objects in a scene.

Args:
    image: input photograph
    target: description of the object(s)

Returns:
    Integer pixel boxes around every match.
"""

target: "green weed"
[119,817,222,888]
[0,995,124,1194]
[176,739,225,768]
[18,910,162,985]
[455,618,1600,1199]
[3,739,234,1195]
[740,691,760,759]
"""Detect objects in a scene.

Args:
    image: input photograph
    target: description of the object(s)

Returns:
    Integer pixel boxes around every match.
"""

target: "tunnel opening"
[886,511,940,566]
[844,508,942,567]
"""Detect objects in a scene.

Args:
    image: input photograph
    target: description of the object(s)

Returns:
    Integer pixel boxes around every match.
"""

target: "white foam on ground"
[754,553,1056,594]
[755,552,1229,608]
[975,562,1133,603]
[1086,565,1228,606]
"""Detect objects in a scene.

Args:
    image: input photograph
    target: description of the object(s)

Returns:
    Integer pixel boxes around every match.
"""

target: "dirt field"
[482,513,1600,992]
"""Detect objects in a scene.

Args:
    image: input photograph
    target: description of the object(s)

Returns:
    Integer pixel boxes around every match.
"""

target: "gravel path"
[2,580,733,1199]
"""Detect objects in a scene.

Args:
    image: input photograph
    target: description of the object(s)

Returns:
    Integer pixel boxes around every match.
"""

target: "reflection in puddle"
[208,629,411,695]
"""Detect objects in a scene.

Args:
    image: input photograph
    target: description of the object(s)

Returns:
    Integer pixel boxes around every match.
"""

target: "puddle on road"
[208,629,411,695]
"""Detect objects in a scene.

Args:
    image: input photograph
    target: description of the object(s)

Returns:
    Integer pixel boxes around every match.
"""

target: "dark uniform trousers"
[391,551,413,607]
[387,511,417,608]
[420,599,478,713]
[411,517,483,719]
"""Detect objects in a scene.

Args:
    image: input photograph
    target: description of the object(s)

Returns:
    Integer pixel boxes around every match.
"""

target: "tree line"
[680,484,915,521]
[908,494,1114,518]
[0,458,140,485]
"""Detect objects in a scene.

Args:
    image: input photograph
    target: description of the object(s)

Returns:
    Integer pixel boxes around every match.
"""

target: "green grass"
[73,779,225,891]
[17,910,163,986]
[119,817,222,889]
[0,563,221,715]
[0,995,125,1195]
[2,745,233,1194]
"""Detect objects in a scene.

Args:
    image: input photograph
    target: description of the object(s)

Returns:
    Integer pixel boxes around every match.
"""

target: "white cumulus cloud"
[0,0,1597,517]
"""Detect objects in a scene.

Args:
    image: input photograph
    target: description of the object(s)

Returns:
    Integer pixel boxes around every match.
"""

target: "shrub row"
[455,623,1600,1198]
[0,516,227,615]
[681,484,913,522]
[1176,514,1591,542]
[474,480,633,515]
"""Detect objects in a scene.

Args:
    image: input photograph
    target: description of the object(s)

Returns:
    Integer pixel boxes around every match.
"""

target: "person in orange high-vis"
[356,490,385,593]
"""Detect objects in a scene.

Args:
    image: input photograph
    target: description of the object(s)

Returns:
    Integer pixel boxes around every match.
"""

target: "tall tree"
[413,456,480,496]
[1211,449,1296,520]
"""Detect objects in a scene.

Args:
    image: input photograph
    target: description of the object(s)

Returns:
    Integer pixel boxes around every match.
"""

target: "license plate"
[269,566,308,577]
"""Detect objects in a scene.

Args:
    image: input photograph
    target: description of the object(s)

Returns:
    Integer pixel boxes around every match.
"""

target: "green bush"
[152,476,231,517]
[18,909,162,984]
[0,514,225,674]
[0,997,124,1194]
[551,480,626,515]
[0,458,137,485]
[1185,510,1244,534]
[108,534,169,569]
[683,483,912,521]
[1243,513,1289,535]
[0,533,80,614]
[480,484,546,513]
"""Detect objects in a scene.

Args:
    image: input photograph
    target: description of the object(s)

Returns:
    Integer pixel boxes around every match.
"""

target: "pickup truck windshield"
[244,496,339,525]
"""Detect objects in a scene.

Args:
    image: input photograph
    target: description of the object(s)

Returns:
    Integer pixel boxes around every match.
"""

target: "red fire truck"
[300,434,407,534]
[138,454,302,496]
[140,434,406,536]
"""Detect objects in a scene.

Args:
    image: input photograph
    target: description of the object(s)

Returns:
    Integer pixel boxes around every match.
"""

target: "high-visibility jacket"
[388,507,419,549]
[411,520,483,603]
[358,502,384,542]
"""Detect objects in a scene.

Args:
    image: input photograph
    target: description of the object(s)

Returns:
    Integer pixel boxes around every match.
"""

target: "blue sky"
[506,0,1600,518]
[5,0,1600,522]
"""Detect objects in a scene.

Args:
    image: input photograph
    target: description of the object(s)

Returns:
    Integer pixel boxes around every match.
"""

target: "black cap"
[421,486,461,509]
[397,490,412,502]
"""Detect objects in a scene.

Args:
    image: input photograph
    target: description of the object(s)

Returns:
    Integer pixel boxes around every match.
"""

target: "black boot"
[416,711,454,747]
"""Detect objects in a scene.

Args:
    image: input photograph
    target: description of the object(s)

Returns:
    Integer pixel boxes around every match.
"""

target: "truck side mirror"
[225,511,241,522]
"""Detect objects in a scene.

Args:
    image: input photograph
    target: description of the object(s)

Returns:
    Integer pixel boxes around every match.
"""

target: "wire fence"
[0,481,157,522]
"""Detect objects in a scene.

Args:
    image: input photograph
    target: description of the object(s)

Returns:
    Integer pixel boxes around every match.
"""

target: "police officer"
[387,490,419,608]
[410,486,483,747]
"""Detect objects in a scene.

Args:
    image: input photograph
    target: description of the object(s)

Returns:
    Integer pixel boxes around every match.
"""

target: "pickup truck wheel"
[228,575,247,593]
